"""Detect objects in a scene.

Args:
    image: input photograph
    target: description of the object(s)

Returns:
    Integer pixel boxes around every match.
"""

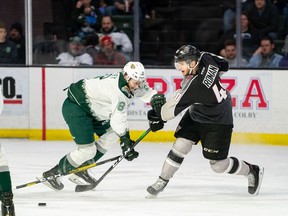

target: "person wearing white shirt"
[56,36,93,66]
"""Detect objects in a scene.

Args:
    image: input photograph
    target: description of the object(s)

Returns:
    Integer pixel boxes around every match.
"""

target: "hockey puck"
[38,203,46,206]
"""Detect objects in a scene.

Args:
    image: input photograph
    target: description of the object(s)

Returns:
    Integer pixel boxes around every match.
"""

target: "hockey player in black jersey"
[146,45,264,197]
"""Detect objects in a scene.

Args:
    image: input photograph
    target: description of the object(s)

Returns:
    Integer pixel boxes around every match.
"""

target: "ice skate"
[1,192,15,216]
[1,203,15,216]
[42,165,64,191]
[69,170,97,185]
[146,177,169,198]
[247,164,264,195]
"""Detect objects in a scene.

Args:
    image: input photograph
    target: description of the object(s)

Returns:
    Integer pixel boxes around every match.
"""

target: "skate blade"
[68,174,90,185]
[145,193,158,199]
[253,167,264,196]
[75,183,97,192]
[37,177,62,191]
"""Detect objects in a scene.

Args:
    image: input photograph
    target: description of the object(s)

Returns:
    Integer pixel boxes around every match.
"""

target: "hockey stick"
[15,155,121,190]
[75,128,151,192]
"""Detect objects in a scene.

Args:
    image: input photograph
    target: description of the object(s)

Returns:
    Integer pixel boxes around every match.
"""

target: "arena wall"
[0,67,287,145]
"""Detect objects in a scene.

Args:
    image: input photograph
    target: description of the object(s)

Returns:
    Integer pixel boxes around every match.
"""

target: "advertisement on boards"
[1,67,288,139]
[0,68,29,128]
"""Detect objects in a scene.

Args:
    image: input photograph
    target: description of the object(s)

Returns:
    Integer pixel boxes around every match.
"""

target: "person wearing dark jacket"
[0,22,18,64]
[245,0,279,39]
[8,22,25,64]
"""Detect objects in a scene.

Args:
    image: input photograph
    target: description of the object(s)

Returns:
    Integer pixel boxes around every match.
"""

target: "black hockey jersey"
[161,52,233,125]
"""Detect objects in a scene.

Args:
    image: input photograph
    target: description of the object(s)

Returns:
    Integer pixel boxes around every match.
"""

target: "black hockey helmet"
[174,45,200,63]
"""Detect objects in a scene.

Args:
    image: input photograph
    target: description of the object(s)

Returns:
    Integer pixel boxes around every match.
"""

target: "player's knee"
[97,128,118,151]
[210,158,230,173]
[69,143,96,165]
[166,138,194,166]
[172,137,194,157]
[81,144,97,159]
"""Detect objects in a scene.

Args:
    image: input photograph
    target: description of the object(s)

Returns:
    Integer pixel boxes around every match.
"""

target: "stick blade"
[75,183,97,192]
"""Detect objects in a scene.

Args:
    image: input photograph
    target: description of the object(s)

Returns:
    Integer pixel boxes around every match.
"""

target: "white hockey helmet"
[123,61,146,82]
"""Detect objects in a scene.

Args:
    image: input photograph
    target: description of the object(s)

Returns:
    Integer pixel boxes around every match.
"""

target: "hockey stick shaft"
[15,155,120,189]
[75,128,151,192]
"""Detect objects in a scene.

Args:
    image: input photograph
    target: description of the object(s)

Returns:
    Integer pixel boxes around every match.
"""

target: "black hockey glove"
[150,94,166,116]
[148,109,165,132]
[120,131,139,161]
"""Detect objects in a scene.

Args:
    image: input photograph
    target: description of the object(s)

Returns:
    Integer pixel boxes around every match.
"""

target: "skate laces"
[43,166,62,184]
[2,192,13,206]
[45,171,62,186]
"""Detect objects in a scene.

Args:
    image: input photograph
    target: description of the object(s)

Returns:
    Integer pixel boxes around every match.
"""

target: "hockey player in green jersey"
[42,61,165,191]
[0,89,16,216]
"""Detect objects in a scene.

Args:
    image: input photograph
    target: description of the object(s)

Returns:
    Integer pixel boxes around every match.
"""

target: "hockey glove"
[150,94,166,116]
[148,109,165,132]
[120,131,139,161]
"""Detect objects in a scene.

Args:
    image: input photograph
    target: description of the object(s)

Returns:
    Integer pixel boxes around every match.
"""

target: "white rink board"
[0,67,287,134]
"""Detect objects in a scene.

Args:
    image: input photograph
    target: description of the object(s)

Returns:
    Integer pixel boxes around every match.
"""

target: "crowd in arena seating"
[219,0,288,67]
[0,22,25,64]
[1,0,288,67]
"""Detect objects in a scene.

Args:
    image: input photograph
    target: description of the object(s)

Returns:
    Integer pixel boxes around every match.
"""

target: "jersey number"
[212,84,227,103]
[117,101,126,111]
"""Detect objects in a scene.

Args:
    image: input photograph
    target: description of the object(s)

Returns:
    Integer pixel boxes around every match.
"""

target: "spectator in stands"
[84,33,100,64]
[273,0,288,18]
[106,0,134,16]
[95,35,127,65]
[279,34,288,67]
[246,36,283,67]
[217,12,260,61]
[140,0,155,19]
[98,0,110,14]
[105,0,144,23]
[56,36,93,66]
[8,22,25,64]
[273,0,288,39]
[245,0,280,39]
[97,15,133,60]
[76,5,99,39]
[222,0,253,33]
[222,39,248,67]
[33,25,66,65]
[0,22,18,64]
[71,0,103,36]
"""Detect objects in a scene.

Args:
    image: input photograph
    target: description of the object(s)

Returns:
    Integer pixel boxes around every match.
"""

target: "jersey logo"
[202,65,219,88]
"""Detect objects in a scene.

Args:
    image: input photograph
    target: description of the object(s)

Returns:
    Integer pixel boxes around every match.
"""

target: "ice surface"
[1,139,288,216]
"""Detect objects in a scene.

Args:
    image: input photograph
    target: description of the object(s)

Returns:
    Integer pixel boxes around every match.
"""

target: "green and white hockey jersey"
[66,72,157,136]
